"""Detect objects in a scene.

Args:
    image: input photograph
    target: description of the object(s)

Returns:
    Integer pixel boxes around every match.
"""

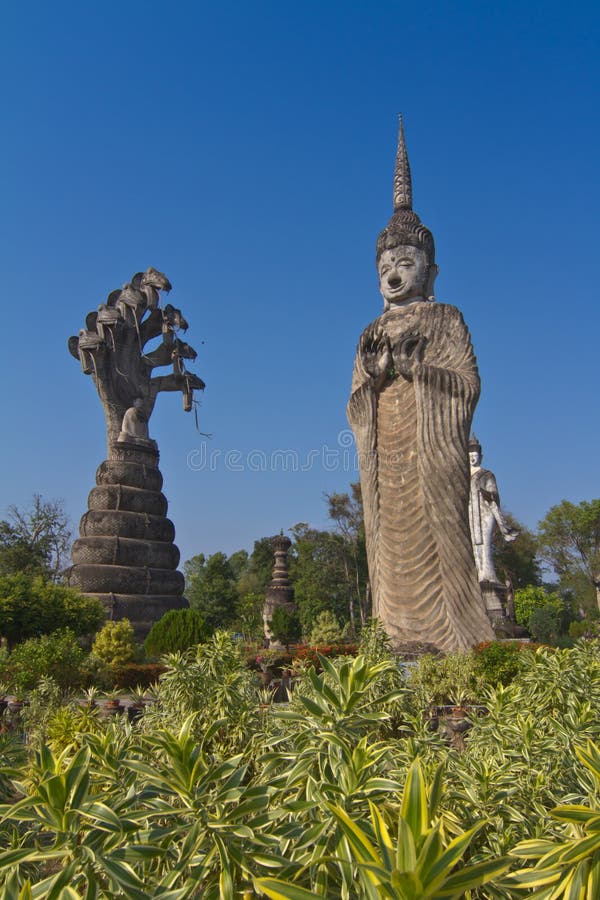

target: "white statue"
[118,398,153,445]
[468,435,518,583]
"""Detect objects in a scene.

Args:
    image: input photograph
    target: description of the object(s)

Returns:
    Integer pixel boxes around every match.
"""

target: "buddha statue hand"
[393,331,427,379]
[360,324,392,387]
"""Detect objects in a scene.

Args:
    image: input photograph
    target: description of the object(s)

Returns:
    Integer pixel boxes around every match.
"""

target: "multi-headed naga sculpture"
[66,268,204,637]
[347,120,494,652]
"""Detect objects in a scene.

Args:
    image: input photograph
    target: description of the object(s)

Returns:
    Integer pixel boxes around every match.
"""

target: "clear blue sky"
[1,0,598,565]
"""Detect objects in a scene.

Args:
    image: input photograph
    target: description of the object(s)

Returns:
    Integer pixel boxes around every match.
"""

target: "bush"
[144,608,208,658]
[91,619,135,669]
[529,604,561,644]
[111,663,166,690]
[309,610,344,645]
[269,606,302,647]
[569,618,600,640]
[474,640,526,686]
[0,629,84,694]
[0,573,105,648]
[513,585,564,631]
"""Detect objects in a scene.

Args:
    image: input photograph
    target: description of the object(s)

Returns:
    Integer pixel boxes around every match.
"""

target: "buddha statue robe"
[348,300,494,651]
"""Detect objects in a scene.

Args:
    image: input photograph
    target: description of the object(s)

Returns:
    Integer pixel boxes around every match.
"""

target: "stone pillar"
[66,440,186,640]
[263,534,297,647]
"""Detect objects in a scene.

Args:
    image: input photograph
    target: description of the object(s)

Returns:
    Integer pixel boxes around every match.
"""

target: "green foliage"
[143,630,261,757]
[408,651,482,707]
[474,641,526,686]
[0,494,72,580]
[289,523,351,633]
[0,573,105,647]
[514,585,564,632]
[0,629,84,694]
[492,512,542,588]
[144,607,208,657]
[308,610,344,645]
[538,498,600,613]
[91,618,135,669]
[1,643,600,896]
[569,618,600,640]
[269,606,302,647]
[184,551,238,631]
[529,605,561,644]
[503,741,600,897]
[235,591,265,641]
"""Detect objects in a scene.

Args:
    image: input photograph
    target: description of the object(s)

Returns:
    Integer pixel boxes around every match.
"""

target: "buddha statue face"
[377,245,429,307]
[469,449,482,469]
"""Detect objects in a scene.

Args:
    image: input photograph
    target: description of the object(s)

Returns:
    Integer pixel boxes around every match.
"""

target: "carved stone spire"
[262,533,297,646]
[393,115,412,211]
[376,117,435,267]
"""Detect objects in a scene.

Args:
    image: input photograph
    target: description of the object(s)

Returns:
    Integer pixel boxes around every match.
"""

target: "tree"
[91,619,136,669]
[513,585,564,632]
[491,512,542,589]
[234,591,264,641]
[0,495,72,580]
[325,483,370,631]
[235,538,275,598]
[309,610,344,646]
[289,523,351,635]
[0,573,105,649]
[144,609,208,657]
[269,606,301,649]
[537,500,600,612]
[184,552,237,632]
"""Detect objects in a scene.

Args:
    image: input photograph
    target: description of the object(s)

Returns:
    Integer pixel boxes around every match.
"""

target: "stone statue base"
[480,579,507,626]
[65,442,187,640]
[479,580,529,639]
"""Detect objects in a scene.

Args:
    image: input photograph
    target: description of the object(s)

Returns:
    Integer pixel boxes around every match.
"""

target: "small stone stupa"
[263,533,297,646]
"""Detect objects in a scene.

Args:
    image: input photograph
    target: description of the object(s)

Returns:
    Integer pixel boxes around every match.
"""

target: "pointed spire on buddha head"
[376,116,438,305]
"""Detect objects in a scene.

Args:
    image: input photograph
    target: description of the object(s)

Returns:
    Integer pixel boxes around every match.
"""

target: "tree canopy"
[537,499,600,612]
[0,573,105,648]
[0,495,72,581]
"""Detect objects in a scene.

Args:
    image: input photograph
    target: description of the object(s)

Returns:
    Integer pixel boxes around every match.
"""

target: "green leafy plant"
[144,607,209,658]
[504,741,600,897]
[308,610,344,646]
[513,585,564,633]
[90,618,136,670]
[474,641,526,686]
[256,760,510,899]
[269,607,302,649]
[0,628,84,695]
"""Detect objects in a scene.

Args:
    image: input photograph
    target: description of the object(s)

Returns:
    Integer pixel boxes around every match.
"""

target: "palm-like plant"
[255,759,510,899]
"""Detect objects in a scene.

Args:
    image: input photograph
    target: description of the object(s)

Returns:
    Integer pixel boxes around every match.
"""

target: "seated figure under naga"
[347,119,494,652]
[68,267,205,456]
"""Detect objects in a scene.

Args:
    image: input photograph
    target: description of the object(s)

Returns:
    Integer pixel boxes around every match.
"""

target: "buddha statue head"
[376,117,438,309]
[468,434,482,468]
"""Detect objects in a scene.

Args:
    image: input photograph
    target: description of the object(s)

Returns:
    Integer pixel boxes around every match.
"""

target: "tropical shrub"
[308,609,344,645]
[474,640,526,686]
[513,585,564,632]
[142,630,262,757]
[269,606,302,648]
[90,617,136,669]
[529,604,561,644]
[0,573,105,648]
[144,607,209,657]
[0,628,84,694]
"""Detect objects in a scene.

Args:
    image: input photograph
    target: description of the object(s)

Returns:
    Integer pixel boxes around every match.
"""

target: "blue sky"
[1,0,598,565]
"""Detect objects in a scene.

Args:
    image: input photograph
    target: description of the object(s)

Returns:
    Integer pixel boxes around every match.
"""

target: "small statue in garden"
[468,434,519,584]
